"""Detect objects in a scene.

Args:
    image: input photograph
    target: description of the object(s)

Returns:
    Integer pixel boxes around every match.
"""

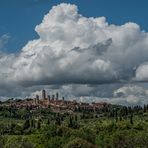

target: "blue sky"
[0,0,148,53]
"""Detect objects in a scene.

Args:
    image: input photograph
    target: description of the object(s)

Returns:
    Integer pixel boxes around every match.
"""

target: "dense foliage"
[0,104,148,148]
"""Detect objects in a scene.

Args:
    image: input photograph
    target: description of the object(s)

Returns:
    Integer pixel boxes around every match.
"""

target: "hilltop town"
[0,89,109,113]
[0,89,148,148]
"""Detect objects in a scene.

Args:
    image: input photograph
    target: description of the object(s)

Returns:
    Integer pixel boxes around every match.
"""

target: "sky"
[0,0,148,105]
[1,0,148,53]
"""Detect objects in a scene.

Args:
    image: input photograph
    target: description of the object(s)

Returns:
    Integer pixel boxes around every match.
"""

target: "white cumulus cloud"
[113,85,148,105]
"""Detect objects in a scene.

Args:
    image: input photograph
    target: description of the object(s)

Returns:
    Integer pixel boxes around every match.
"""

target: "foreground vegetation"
[0,104,148,148]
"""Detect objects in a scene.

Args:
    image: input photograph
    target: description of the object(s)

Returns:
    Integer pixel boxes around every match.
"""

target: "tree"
[68,116,73,127]
[143,105,147,113]
[31,119,35,128]
[130,113,133,124]
[47,119,50,125]
[119,115,122,121]
[55,117,61,126]
[115,109,118,122]
[23,119,30,130]
[75,115,78,122]
[37,120,41,129]
[119,109,122,121]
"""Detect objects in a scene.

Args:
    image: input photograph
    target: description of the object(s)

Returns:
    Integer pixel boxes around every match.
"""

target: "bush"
[4,136,35,148]
[64,138,97,148]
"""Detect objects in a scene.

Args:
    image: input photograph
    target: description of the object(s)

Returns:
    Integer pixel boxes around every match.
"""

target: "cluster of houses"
[1,90,109,113]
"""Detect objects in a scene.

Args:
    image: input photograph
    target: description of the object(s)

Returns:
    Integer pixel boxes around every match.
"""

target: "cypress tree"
[37,120,41,129]
[115,109,118,122]
[23,119,30,130]
[31,119,34,128]
[143,105,147,113]
[75,115,78,122]
[47,119,50,125]
[130,113,133,124]
[69,116,73,127]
